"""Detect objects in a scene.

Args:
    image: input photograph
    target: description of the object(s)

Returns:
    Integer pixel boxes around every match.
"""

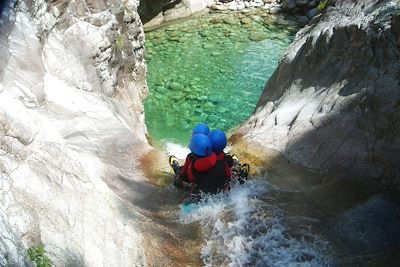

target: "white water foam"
[179,179,332,267]
[163,141,190,159]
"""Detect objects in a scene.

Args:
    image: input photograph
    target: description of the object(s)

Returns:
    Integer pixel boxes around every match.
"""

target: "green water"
[144,11,297,145]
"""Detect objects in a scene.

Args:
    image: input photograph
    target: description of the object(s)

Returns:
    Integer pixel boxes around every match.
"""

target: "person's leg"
[169,155,180,174]
[239,163,249,184]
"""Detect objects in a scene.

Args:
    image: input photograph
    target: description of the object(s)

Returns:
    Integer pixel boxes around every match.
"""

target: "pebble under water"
[144,11,297,145]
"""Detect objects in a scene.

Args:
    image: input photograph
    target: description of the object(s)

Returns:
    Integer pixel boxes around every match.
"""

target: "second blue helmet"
[189,134,212,156]
[208,129,227,153]
[192,123,210,136]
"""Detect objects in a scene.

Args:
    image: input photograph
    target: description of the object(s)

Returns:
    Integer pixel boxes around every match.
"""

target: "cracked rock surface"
[139,0,214,30]
[0,0,153,265]
[237,0,400,190]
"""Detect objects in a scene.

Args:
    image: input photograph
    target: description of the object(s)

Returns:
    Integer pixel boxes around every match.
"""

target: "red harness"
[181,152,232,184]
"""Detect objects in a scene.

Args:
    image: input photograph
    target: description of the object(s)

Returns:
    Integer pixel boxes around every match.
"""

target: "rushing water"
[156,142,400,267]
[179,180,332,267]
[144,11,297,145]
[143,10,400,267]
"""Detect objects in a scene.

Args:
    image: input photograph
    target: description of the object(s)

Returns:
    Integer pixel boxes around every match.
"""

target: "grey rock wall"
[237,0,400,190]
[0,0,152,265]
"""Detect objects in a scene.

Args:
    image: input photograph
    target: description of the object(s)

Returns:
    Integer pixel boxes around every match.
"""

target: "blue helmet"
[208,129,227,153]
[192,123,210,136]
[189,134,212,156]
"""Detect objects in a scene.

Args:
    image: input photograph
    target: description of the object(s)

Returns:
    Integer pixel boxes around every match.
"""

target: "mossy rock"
[155,31,165,37]
[152,38,165,45]
[210,17,223,24]
[198,95,208,101]
[242,23,253,29]
[223,17,238,25]
[216,106,229,113]
[168,82,184,90]
[168,36,180,41]
[251,15,263,22]
[248,31,268,41]
[240,17,252,24]
[199,31,212,37]
[202,43,214,49]
[155,86,167,93]
[168,31,179,37]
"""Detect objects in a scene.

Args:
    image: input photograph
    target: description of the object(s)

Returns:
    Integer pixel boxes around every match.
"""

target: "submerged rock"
[328,195,400,257]
[295,0,309,6]
[282,0,296,10]
[306,8,319,19]
[248,31,268,41]
[223,16,238,25]
[296,15,310,25]
[240,17,252,24]
[168,81,184,90]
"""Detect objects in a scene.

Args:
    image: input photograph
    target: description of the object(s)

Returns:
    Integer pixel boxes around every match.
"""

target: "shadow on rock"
[102,148,203,266]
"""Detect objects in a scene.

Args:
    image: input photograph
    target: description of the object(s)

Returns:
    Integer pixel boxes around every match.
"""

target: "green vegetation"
[115,35,125,51]
[317,0,329,11]
[27,245,52,267]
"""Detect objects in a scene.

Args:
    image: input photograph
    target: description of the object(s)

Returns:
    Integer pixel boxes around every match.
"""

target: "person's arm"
[180,154,192,178]
[193,153,217,172]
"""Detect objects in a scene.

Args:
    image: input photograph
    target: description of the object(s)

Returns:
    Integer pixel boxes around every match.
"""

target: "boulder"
[248,31,268,41]
[308,0,317,8]
[296,15,310,25]
[240,17,252,24]
[306,8,319,19]
[142,0,211,29]
[223,16,238,25]
[237,0,400,191]
[282,0,296,10]
[269,6,282,14]
[295,0,309,6]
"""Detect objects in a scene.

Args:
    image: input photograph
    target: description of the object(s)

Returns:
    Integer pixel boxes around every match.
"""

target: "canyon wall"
[0,0,153,265]
[139,0,213,29]
[237,0,400,190]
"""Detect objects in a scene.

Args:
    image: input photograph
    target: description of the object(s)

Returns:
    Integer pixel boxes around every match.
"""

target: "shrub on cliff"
[27,245,52,267]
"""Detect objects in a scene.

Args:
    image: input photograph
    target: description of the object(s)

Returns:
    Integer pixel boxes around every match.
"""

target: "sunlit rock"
[141,0,213,30]
[0,0,153,265]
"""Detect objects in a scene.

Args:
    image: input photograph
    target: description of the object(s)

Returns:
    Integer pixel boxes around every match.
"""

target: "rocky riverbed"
[144,9,297,144]
[141,0,326,29]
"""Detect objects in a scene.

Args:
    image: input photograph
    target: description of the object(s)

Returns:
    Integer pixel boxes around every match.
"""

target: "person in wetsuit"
[208,129,234,188]
[186,133,229,194]
[172,124,235,195]
[175,123,211,186]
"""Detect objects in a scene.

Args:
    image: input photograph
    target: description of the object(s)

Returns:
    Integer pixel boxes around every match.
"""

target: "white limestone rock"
[0,0,153,265]
[0,208,32,266]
